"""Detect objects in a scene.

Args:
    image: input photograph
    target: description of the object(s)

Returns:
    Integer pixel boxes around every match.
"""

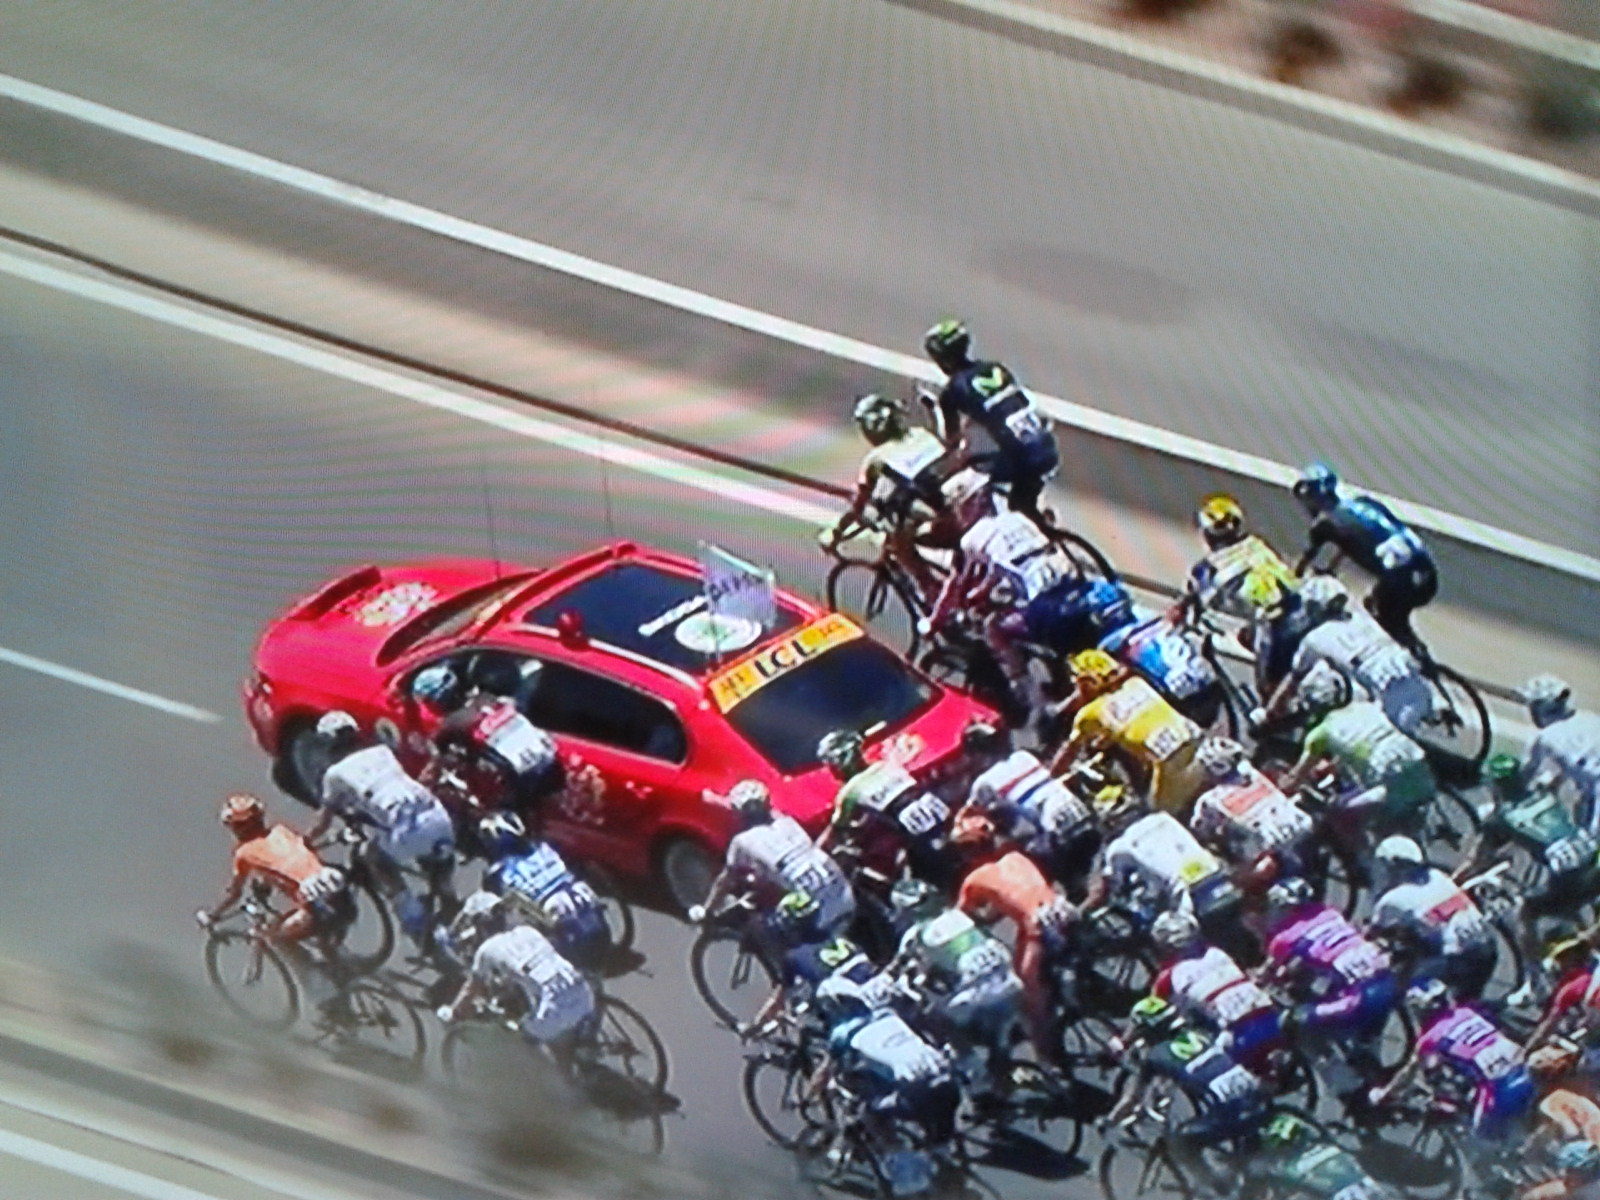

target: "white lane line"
[0,249,839,531]
[0,645,220,724]
[2,72,1596,585]
[0,1125,231,1200]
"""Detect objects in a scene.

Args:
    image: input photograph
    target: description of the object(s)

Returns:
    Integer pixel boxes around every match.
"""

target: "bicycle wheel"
[1042,523,1117,582]
[339,879,397,976]
[326,979,425,1076]
[1480,916,1526,1009]
[1418,785,1481,869]
[996,1061,1086,1162]
[797,1122,890,1197]
[689,926,776,1030]
[743,1052,820,1149]
[578,996,669,1096]
[827,559,919,656]
[1308,843,1364,919]
[1097,1139,1195,1200]
[441,1020,533,1085]
[1358,1111,1464,1200]
[205,931,299,1031]
[1414,664,1491,781]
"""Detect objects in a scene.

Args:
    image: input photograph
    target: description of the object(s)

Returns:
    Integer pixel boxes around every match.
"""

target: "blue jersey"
[935,361,1054,459]
[1100,613,1217,701]
[1310,497,1432,578]
[485,841,588,911]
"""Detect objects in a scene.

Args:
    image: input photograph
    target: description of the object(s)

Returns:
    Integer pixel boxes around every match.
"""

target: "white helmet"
[1151,910,1200,951]
[315,710,359,741]
[452,889,504,950]
[1521,674,1573,719]
[1196,737,1245,780]
[728,779,772,823]
[942,468,992,513]
[1300,576,1349,619]
[1375,835,1424,869]
[1299,665,1347,711]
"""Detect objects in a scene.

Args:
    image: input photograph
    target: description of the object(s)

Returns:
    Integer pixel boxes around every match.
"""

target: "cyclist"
[1365,835,1497,1000]
[1185,494,1299,624]
[1245,1111,1399,1199]
[436,890,596,1049]
[953,814,1076,1062]
[307,711,456,945]
[1258,576,1432,738]
[1368,978,1533,1146]
[1260,879,1398,1085]
[1276,669,1437,852]
[886,878,1023,1093]
[1083,787,1255,964]
[476,812,612,975]
[1456,754,1600,1006]
[1104,995,1271,1190]
[1292,463,1437,649]
[1520,1140,1600,1200]
[1525,934,1600,1071]
[1522,675,1600,833]
[411,663,567,822]
[822,393,956,599]
[1095,593,1228,729]
[197,793,353,949]
[1149,909,1285,1076]
[810,977,959,1198]
[958,721,1096,889]
[921,319,1058,519]
[1189,736,1315,876]
[1050,649,1208,815]
[691,779,854,937]
[816,730,952,889]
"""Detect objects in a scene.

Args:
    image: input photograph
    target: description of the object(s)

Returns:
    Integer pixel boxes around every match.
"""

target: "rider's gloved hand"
[195,909,215,929]
[687,905,707,925]
[915,617,934,639]
[1247,706,1269,731]
[435,1005,456,1024]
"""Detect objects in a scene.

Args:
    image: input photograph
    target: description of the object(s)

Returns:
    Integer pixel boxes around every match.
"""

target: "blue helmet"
[1293,462,1340,506]
[412,664,460,711]
[477,812,527,858]
[1086,578,1134,633]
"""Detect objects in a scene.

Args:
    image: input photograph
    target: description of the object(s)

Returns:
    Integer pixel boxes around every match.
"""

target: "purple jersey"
[1267,906,1390,989]
[1416,1006,1524,1087]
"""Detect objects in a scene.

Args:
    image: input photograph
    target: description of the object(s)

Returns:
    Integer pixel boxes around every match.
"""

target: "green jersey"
[1261,1141,1374,1197]
[1304,702,1434,816]
[900,909,1011,985]
[1484,790,1597,874]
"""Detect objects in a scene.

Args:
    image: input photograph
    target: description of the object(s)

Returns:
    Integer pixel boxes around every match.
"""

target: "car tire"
[276,718,329,807]
[657,836,718,915]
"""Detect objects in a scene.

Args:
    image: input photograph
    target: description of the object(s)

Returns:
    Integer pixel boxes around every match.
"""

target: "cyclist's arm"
[202,862,250,924]
[439,970,489,1023]
[1257,666,1305,727]
[305,804,338,847]
[1103,1063,1151,1128]
[1369,1045,1422,1107]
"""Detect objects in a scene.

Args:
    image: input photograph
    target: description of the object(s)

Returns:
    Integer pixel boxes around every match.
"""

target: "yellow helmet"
[1196,494,1244,534]
[1070,649,1125,692]
[1239,564,1294,612]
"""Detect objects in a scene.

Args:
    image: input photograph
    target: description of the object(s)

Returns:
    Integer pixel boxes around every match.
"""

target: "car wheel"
[657,836,718,914]
[277,719,330,806]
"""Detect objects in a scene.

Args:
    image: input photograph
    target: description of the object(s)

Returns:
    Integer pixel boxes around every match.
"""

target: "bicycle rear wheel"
[339,879,396,976]
[325,979,425,1077]
[1414,663,1491,781]
[743,1051,821,1149]
[578,996,669,1096]
[1097,1139,1195,1200]
[1418,785,1481,869]
[827,559,920,656]
[1042,523,1117,582]
[689,926,776,1030]
[205,931,299,1031]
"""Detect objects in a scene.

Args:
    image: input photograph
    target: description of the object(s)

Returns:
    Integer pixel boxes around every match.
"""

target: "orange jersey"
[232,825,326,904]
[959,852,1059,929]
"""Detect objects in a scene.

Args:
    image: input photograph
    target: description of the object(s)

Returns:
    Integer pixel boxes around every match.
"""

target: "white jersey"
[726,815,852,922]
[1165,946,1273,1029]
[862,428,946,507]
[846,1011,947,1085]
[322,744,444,832]
[1104,812,1223,910]
[471,925,593,1035]
[1530,710,1600,811]
[1293,615,1430,735]
[1191,768,1313,859]
[969,751,1090,838]
[960,511,1072,602]
[472,702,558,776]
[1371,869,1490,955]
[899,908,1014,987]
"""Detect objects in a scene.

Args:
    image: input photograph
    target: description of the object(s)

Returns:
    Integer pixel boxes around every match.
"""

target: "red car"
[244,541,993,909]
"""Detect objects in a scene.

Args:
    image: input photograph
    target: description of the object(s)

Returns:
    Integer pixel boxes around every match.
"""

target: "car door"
[514,658,689,877]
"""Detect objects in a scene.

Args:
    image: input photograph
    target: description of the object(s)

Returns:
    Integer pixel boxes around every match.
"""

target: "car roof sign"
[706,613,864,713]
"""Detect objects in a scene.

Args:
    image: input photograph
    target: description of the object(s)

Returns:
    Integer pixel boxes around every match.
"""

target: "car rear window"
[723,640,934,774]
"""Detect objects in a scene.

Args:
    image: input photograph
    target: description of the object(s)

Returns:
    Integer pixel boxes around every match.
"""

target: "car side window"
[519,659,687,764]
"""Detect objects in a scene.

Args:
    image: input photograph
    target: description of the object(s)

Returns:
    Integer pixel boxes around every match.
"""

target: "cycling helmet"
[411,664,460,712]
[1266,877,1315,914]
[961,720,1006,759]
[1557,1140,1600,1180]
[1293,462,1340,508]
[1299,665,1348,712]
[477,811,527,858]
[220,792,266,831]
[1262,1111,1314,1152]
[923,319,972,370]
[315,710,359,743]
[890,877,943,922]
[1196,494,1245,547]
[1239,565,1292,614]
[1085,578,1135,633]
[817,730,867,779]
[816,973,873,1021]
[1300,575,1350,620]
[774,890,822,937]
[1521,674,1574,723]
[1375,835,1424,869]
[729,779,773,825]
[852,393,909,446]
[1404,977,1452,1017]
[1070,649,1126,694]
[453,889,505,949]
[951,810,997,849]
[817,937,861,971]
[1151,910,1201,952]
[1196,736,1246,780]
[1129,995,1185,1041]
[1483,753,1526,801]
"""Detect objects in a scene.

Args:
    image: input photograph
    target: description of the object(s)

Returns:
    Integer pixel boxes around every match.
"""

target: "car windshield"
[376,573,538,665]
[724,640,935,774]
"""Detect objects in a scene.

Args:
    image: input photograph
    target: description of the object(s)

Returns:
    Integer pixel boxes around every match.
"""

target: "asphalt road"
[0,0,1595,558]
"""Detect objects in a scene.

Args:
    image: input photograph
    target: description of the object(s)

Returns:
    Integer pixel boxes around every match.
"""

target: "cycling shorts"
[1021,580,1098,655]
[944,971,1023,1044]
[550,904,611,971]
[307,887,358,936]
[969,435,1058,486]
[377,806,455,870]
[877,1075,960,1143]
[1223,1006,1285,1072]
[1473,1066,1534,1142]
[1527,864,1600,919]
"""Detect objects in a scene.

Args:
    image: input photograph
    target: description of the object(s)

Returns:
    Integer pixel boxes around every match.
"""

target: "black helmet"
[923,319,972,370]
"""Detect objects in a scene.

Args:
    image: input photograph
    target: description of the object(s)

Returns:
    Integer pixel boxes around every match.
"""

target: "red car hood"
[254,559,515,690]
